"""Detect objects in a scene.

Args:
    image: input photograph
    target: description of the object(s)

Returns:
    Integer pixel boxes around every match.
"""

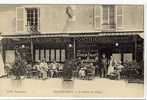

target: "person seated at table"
[5,63,12,77]
[39,59,48,80]
[25,63,32,78]
[79,67,86,80]
[50,60,58,78]
[58,63,63,77]
[86,63,95,80]
[32,60,40,78]
[114,61,124,80]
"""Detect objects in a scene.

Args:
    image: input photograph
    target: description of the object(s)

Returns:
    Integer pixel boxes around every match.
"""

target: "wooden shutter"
[16,7,25,32]
[116,6,123,29]
[94,6,102,30]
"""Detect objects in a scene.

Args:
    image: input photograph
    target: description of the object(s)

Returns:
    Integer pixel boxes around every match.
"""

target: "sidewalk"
[0,77,144,97]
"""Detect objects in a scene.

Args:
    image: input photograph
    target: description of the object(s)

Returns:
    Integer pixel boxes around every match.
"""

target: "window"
[25,8,40,32]
[34,49,66,62]
[102,5,116,30]
[16,7,40,32]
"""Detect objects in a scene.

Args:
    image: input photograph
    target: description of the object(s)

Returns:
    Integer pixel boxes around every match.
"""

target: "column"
[73,37,76,59]
[31,38,34,64]
[134,36,137,61]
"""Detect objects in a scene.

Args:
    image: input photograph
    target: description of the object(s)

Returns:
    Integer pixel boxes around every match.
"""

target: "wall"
[0,5,144,35]
[117,5,144,31]
[0,5,16,35]
[40,5,95,33]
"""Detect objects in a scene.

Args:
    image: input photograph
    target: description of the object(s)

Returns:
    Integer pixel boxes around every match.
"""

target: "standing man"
[63,59,74,81]
[94,56,101,77]
[101,53,108,78]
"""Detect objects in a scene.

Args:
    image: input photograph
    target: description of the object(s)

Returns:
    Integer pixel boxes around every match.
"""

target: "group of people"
[4,53,124,80]
[76,53,124,80]
[31,59,63,79]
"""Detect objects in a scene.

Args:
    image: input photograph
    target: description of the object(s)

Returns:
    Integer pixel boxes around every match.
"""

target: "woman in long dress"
[0,36,6,77]
[107,56,116,76]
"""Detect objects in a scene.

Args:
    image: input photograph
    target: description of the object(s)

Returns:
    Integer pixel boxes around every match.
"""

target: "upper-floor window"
[102,5,116,31]
[25,8,40,33]
[94,5,116,31]
[16,7,40,33]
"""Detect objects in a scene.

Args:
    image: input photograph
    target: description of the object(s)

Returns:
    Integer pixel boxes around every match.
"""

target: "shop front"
[1,31,143,65]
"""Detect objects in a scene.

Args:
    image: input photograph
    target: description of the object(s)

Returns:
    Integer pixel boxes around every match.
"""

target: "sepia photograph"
[0,4,144,98]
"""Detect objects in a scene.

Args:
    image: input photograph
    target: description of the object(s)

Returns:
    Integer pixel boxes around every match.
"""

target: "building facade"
[0,5,144,64]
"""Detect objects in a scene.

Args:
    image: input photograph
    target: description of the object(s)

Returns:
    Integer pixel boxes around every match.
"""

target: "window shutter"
[16,7,24,32]
[116,6,123,29]
[94,6,102,30]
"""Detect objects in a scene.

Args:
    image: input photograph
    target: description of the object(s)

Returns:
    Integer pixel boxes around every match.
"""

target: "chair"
[86,66,95,80]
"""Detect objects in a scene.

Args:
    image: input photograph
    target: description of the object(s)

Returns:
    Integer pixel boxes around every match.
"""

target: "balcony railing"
[26,25,40,33]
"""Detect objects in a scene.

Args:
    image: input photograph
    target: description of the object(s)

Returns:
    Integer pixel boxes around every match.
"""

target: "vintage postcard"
[0,4,144,98]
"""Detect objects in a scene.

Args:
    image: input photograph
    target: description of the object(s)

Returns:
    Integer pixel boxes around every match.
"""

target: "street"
[0,78,144,97]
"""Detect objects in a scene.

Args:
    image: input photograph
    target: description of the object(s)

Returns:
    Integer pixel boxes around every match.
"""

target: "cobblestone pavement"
[0,77,144,97]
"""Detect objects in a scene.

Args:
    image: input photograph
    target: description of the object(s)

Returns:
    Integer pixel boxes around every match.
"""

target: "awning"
[1,31,144,39]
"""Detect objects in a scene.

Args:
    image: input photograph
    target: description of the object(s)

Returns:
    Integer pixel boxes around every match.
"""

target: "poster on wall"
[112,53,121,63]
[5,50,15,64]
[123,53,133,62]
